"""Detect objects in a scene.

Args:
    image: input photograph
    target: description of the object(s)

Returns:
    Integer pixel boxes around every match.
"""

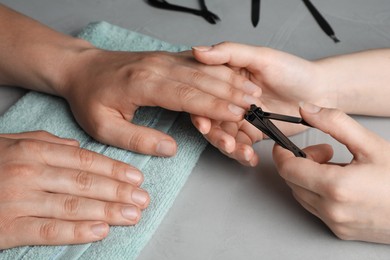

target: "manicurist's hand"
[0,131,150,249]
[191,42,331,166]
[273,103,390,244]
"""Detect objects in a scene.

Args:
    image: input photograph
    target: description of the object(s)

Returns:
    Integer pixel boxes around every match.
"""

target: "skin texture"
[193,42,390,244]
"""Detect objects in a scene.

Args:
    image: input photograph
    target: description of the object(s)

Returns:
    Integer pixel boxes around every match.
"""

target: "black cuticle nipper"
[244,105,311,158]
[146,0,220,24]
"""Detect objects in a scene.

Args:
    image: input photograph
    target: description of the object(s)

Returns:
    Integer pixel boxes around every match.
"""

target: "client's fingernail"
[91,223,108,237]
[125,169,143,185]
[156,140,176,157]
[244,81,261,97]
[121,206,139,221]
[299,102,321,114]
[243,94,259,106]
[228,104,245,116]
[132,189,149,206]
[192,46,212,52]
[244,149,252,162]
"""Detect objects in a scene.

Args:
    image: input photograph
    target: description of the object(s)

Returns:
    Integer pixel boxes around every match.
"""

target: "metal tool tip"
[331,35,340,43]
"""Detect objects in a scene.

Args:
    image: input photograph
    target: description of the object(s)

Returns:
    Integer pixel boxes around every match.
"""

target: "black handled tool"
[251,0,261,27]
[245,105,311,158]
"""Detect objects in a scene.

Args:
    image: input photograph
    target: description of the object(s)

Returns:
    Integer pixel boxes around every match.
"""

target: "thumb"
[90,115,177,157]
[192,42,263,70]
[299,102,380,157]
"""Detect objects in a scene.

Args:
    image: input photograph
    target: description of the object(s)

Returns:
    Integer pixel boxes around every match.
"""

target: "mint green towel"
[0,21,208,259]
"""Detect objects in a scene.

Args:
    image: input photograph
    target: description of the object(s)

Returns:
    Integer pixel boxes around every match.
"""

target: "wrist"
[47,38,96,98]
[312,59,345,111]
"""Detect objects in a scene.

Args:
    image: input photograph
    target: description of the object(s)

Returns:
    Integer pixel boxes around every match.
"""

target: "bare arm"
[0,3,90,95]
[316,49,390,116]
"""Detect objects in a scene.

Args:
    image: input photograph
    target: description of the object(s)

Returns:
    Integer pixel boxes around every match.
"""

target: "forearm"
[0,4,92,95]
[315,49,390,116]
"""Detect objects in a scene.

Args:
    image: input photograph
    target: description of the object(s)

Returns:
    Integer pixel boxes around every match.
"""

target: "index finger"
[25,139,143,185]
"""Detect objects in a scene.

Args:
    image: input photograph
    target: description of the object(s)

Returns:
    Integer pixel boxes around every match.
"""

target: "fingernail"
[121,206,139,221]
[192,46,212,52]
[243,94,259,106]
[244,81,261,97]
[125,169,143,185]
[132,189,149,206]
[228,104,245,116]
[156,140,176,157]
[91,223,108,237]
[244,149,252,162]
[197,123,208,135]
[299,102,321,113]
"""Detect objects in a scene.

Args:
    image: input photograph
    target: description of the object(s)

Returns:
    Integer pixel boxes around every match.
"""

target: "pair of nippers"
[244,105,310,158]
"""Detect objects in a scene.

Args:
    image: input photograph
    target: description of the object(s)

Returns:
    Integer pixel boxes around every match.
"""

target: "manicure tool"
[245,105,310,158]
[251,0,261,27]
[302,0,340,43]
[146,0,220,24]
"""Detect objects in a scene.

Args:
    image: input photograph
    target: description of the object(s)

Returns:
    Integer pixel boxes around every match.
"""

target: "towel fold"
[0,21,208,260]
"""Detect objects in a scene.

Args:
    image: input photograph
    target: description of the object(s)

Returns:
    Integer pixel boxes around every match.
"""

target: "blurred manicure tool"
[245,105,310,158]
[146,0,220,24]
[302,0,340,43]
[251,0,261,27]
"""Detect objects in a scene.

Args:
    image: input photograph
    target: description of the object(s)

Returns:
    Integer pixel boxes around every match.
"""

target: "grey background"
[1,0,390,259]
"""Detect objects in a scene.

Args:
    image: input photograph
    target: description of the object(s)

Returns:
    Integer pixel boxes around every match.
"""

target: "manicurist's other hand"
[0,131,150,249]
[273,103,390,244]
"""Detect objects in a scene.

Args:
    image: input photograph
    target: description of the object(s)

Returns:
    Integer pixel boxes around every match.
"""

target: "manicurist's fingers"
[299,102,382,158]
[273,143,331,194]
[192,43,265,70]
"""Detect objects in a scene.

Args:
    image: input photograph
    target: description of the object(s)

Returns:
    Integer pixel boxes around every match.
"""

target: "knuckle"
[75,171,93,191]
[110,161,124,179]
[322,204,349,224]
[103,202,115,221]
[76,148,95,169]
[13,139,45,155]
[175,84,198,103]
[331,225,353,241]
[39,220,60,241]
[128,69,156,84]
[63,196,80,216]
[115,183,129,202]
[126,131,146,152]
[325,180,350,203]
[189,70,205,83]
[140,52,166,65]
[325,109,348,131]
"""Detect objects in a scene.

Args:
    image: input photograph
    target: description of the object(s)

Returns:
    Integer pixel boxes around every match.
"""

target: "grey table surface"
[1,0,390,259]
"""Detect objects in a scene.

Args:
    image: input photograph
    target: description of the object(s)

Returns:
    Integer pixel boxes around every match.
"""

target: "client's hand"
[60,49,261,157]
[0,131,149,249]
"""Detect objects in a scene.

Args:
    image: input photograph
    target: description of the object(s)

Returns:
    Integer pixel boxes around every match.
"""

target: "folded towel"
[0,21,208,260]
